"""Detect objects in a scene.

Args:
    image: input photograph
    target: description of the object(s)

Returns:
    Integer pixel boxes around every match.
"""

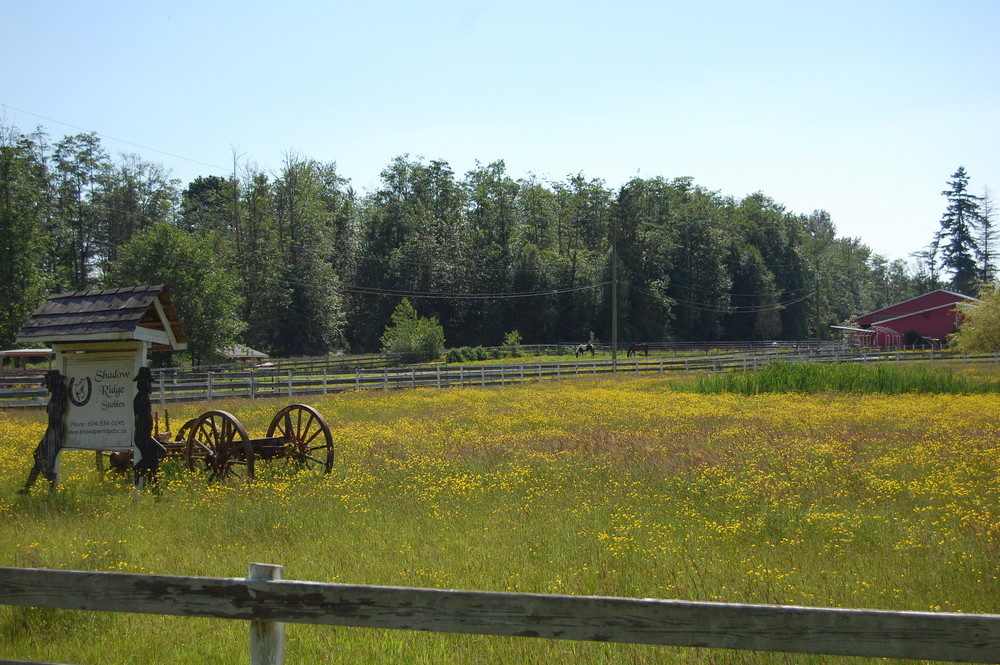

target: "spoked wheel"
[185,410,255,482]
[266,404,334,475]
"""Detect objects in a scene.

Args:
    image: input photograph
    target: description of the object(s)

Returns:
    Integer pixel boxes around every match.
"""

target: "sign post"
[15,286,186,492]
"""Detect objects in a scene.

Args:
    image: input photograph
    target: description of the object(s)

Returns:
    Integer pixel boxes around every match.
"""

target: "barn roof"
[855,289,976,323]
[221,343,269,360]
[16,285,187,350]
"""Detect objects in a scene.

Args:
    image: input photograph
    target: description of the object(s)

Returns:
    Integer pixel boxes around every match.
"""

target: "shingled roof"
[16,285,187,350]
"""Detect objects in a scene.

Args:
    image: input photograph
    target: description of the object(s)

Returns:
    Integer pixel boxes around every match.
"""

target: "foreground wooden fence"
[2,348,998,408]
[0,564,997,664]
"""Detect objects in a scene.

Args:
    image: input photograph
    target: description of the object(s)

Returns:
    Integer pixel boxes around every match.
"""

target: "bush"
[503,330,524,358]
[950,284,1000,353]
[380,299,446,364]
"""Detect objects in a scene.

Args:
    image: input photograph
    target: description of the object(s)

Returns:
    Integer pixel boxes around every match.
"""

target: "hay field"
[1,374,998,663]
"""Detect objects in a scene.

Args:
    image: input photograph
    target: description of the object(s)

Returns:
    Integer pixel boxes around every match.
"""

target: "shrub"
[380,299,446,364]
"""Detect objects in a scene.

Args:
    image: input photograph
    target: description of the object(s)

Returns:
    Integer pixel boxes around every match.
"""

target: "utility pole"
[814,265,821,349]
[611,217,618,374]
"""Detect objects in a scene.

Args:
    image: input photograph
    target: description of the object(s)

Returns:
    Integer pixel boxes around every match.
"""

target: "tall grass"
[676,360,1000,395]
[1,374,998,663]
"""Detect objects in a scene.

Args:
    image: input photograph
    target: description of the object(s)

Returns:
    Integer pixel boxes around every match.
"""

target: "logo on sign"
[69,376,93,407]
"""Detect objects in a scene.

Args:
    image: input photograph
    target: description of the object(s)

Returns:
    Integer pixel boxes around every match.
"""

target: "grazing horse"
[575,343,595,358]
[626,343,648,358]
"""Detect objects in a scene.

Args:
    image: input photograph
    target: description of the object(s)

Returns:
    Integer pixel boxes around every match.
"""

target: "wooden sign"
[62,351,142,452]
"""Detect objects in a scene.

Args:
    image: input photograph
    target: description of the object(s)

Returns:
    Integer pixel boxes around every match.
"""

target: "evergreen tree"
[936,166,982,295]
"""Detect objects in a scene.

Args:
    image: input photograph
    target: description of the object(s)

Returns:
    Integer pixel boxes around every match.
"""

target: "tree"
[267,155,346,356]
[108,222,245,365]
[380,298,445,363]
[96,154,180,274]
[979,186,997,284]
[949,284,1000,353]
[181,175,234,236]
[52,132,109,290]
[0,124,49,347]
[936,167,982,295]
[351,156,468,349]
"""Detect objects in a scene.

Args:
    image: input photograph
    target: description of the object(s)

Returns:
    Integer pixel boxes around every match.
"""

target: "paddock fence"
[0,564,998,665]
[2,347,998,408]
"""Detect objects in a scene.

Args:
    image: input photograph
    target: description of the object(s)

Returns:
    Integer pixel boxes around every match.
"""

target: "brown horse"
[626,343,648,358]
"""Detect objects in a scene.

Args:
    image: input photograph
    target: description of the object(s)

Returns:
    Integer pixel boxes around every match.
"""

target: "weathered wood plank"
[1,566,998,662]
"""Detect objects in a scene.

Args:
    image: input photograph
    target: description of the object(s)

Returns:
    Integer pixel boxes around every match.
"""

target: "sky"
[2,0,998,262]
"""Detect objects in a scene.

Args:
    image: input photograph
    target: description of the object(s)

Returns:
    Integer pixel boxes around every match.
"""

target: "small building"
[0,348,54,376]
[848,289,977,348]
[220,343,269,362]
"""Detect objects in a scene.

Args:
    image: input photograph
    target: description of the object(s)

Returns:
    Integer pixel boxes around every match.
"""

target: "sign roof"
[16,285,188,350]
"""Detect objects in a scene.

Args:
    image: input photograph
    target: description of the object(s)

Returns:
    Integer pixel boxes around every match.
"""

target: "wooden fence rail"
[0,564,998,664]
[2,349,998,408]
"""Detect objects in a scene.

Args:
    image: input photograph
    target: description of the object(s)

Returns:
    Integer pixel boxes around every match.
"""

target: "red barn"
[849,289,977,348]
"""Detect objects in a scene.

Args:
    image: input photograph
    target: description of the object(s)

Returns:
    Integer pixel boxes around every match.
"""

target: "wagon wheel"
[266,404,334,475]
[185,410,255,482]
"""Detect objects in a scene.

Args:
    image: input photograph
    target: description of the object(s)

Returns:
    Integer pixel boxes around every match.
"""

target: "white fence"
[2,349,997,408]
[1,563,998,664]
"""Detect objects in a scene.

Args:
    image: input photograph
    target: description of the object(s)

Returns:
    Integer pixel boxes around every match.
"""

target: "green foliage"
[0,125,49,347]
[108,223,245,365]
[503,330,523,357]
[936,166,984,295]
[446,346,492,363]
[7,120,983,356]
[381,298,446,363]
[676,361,1000,395]
[949,284,1000,353]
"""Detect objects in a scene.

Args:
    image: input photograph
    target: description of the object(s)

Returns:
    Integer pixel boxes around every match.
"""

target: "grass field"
[1,368,998,663]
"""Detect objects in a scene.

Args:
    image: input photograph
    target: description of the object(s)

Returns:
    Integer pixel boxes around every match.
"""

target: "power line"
[1,102,230,174]
[275,275,610,300]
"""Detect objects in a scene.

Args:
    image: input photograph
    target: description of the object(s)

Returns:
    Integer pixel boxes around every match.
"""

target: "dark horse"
[575,343,595,358]
[626,343,648,358]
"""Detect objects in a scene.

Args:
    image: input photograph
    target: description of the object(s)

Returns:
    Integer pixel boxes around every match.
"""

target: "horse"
[626,343,648,358]
[575,343,595,358]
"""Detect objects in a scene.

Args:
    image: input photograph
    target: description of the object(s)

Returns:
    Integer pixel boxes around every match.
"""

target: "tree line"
[1,123,993,363]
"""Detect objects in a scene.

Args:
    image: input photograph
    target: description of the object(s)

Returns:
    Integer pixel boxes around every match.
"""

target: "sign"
[62,353,138,451]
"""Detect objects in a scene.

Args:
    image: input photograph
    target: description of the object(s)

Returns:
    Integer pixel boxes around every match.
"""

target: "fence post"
[287,371,293,398]
[207,372,214,401]
[436,366,441,389]
[249,563,285,665]
[323,370,328,395]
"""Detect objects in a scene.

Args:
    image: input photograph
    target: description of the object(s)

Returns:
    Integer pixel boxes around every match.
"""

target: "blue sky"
[2,0,998,262]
